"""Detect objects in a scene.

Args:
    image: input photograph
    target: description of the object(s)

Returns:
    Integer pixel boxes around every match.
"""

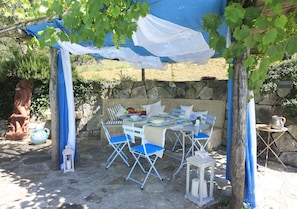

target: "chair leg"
[126,153,163,189]
[106,143,130,169]
[166,132,175,145]
[171,132,183,151]
[141,155,163,189]
[126,154,146,182]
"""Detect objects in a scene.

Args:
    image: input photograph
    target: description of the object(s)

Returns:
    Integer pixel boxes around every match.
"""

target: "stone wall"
[1,79,296,156]
[76,79,229,139]
[74,79,297,154]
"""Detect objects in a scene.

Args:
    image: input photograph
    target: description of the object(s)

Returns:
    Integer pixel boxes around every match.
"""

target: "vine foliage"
[203,0,297,94]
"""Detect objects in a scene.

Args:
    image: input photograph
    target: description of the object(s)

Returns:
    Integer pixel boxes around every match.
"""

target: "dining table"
[122,114,209,178]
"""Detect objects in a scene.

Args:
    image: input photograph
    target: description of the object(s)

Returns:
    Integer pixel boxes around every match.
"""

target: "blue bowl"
[176,119,182,124]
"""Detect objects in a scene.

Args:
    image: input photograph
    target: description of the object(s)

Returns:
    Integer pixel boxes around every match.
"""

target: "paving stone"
[1,137,297,209]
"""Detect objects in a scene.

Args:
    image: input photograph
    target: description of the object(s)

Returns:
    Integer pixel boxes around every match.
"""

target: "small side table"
[185,155,215,207]
[256,124,288,169]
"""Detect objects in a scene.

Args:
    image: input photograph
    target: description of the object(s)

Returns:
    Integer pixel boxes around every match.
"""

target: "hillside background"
[76,58,228,81]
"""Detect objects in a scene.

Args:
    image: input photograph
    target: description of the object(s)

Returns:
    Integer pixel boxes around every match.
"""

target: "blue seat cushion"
[194,132,209,139]
[131,143,164,155]
[110,135,129,143]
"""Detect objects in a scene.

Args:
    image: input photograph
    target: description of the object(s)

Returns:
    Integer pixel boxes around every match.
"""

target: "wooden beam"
[0,16,58,38]
[50,47,60,170]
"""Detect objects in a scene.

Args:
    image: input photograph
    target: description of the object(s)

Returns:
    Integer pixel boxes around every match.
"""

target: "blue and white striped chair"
[122,125,164,189]
[101,119,130,169]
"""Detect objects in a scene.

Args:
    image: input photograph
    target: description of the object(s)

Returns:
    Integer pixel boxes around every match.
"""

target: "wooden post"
[50,47,60,170]
[141,68,145,81]
[229,50,249,209]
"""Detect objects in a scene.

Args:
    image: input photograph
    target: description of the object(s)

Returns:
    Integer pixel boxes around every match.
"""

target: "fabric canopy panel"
[132,14,215,65]
[26,0,228,69]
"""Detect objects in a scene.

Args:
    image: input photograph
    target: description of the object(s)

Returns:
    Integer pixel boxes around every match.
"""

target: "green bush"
[261,59,297,94]
[0,48,102,121]
[261,59,297,123]
[0,78,19,119]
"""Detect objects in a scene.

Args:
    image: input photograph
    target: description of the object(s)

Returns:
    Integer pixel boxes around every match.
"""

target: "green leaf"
[244,7,261,27]
[285,35,297,54]
[111,5,121,17]
[255,16,270,30]
[202,13,222,32]
[263,28,278,44]
[52,0,63,14]
[267,44,285,62]
[259,58,271,73]
[225,3,245,28]
[208,33,226,52]
[244,56,256,69]
[233,25,250,41]
[274,15,288,28]
[244,35,256,48]
[14,8,26,19]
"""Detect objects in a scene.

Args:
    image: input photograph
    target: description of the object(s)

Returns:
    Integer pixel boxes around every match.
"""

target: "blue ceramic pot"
[30,128,50,145]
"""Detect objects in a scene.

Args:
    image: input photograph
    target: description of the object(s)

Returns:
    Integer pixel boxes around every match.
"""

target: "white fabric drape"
[132,14,215,64]
[58,41,164,69]
[57,14,216,69]
[60,48,76,152]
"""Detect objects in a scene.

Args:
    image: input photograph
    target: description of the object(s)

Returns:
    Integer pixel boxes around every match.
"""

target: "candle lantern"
[185,155,215,207]
[62,144,75,173]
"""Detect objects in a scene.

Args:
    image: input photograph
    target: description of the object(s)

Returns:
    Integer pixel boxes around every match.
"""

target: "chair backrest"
[122,125,148,154]
[100,119,111,142]
[200,114,216,136]
[171,108,186,117]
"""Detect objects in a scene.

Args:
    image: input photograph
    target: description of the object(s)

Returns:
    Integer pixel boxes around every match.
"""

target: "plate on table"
[149,119,168,126]
[158,112,169,117]
[177,116,188,121]
[129,118,141,122]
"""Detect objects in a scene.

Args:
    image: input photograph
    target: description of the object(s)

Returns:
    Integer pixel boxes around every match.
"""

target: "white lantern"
[62,144,75,173]
[185,155,215,207]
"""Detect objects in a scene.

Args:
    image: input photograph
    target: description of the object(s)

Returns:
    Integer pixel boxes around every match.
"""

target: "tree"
[0,0,149,169]
[203,0,297,208]
[0,0,149,48]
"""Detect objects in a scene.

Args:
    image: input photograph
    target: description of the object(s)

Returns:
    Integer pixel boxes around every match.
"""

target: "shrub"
[261,59,297,123]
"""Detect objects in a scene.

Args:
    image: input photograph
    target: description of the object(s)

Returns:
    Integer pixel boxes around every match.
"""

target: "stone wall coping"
[102,98,226,129]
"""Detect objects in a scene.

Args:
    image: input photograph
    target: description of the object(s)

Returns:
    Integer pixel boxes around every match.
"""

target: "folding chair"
[187,114,216,155]
[167,108,186,151]
[122,125,164,189]
[100,119,130,169]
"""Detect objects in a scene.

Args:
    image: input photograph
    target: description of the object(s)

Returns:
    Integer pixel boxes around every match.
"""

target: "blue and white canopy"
[26,0,228,69]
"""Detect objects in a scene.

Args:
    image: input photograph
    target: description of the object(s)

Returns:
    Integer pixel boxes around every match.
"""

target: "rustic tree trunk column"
[229,50,249,208]
[50,47,60,170]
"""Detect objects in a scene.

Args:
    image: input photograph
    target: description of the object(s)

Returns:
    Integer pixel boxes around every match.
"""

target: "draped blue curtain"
[57,50,69,167]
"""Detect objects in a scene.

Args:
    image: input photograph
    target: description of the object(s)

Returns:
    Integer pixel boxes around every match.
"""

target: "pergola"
[1,1,296,208]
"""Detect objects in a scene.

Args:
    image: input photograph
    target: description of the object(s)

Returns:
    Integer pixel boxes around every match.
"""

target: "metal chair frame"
[122,125,164,189]
[100,119,130,169]
[187,114,216,155]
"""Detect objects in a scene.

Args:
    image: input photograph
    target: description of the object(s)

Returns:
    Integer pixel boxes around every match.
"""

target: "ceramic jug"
[271,115,286,129]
